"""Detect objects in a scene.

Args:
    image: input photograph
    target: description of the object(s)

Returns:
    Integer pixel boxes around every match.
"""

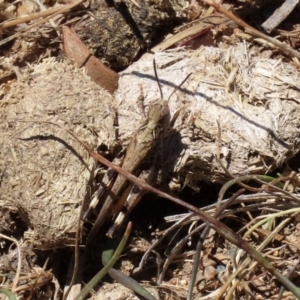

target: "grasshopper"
[86,60,191,243]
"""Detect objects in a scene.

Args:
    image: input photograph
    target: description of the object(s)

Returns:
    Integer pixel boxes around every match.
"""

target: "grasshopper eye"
[161,104,169,117]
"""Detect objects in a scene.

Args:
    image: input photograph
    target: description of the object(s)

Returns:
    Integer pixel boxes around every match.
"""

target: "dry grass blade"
[0,234,22,292]
[13,120,300,298]
[151,15,228,52]
[0,0,85,46]
[213,206,300,298]
[134,213,194,274]
[187,189,245,300]
[160,186,300,296]
[0,0,83,29]
[202,0,300,59]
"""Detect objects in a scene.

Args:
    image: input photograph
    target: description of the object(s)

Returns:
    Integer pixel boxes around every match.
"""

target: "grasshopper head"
[147,100,170,132]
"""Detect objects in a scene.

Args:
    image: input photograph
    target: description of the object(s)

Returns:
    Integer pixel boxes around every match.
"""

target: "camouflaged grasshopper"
[86,60,191,243]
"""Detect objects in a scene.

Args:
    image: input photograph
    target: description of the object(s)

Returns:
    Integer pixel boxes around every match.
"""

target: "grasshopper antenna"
[167,72,192,101]
[153,59,164,100]
[153,59,192,102]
